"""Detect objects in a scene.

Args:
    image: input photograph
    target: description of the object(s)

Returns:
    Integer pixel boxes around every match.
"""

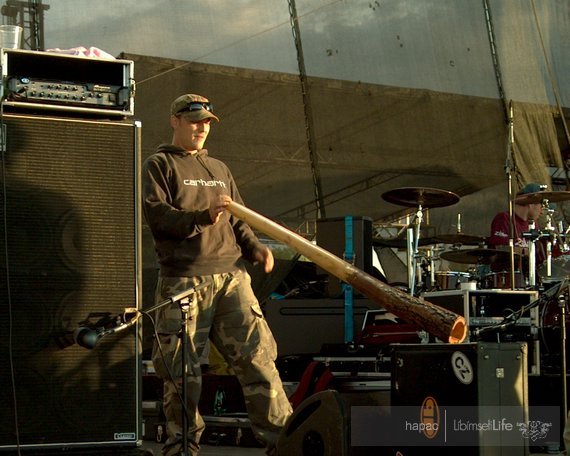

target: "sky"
[20,0,570,106]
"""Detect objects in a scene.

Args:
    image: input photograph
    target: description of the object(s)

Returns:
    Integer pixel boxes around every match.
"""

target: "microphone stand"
[145,282,210,456]
[180,297,191,456]
[542,201,556,279]
[407,204,425,296]
[558,289,568,448]
[505,101,517,291]
[528,221,537,288]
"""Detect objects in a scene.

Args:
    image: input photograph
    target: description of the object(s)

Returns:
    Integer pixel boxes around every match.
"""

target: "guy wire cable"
[288,0,326,219]
[482,0,508,121]
[136,0,342,87]
[482,0,520,285]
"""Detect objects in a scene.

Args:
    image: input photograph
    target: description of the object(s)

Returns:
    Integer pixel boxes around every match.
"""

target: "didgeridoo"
[228,201,466,344]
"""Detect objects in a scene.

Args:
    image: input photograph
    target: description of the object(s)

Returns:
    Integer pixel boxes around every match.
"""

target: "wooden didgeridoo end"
[227,201,467,344]
[345,265,467,344]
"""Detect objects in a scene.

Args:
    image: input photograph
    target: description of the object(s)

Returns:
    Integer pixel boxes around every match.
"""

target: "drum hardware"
[424,246,436,292]
[483,270,527,290]
[432,212,488,246]
[559,291,567,419]
[407,230,437,296]
[542,204,558,280]
[524,200,566,283]
[523,221,539,287]
[538,255,570,282]
[372,235,436,249]
[417,245,453,292]
[432,233,487,246]
[382,187,460,296]
[403,243,444,289]
[440,247,519,266]
[381,187,460,209]
[559,222,570,253]
[433,271,471,291]
[514,190,570,205]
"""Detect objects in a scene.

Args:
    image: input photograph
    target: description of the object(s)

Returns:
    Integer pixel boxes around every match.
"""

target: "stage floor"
[141,440,265,455]
[139,440,562,455]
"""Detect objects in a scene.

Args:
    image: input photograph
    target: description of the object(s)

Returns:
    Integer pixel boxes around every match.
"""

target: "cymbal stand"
[558,291,567,427]
[407,204,425,296]
[406,226,414,294]
[559,221,570,254]
[505,101,517,292]
[417,248,435,293]
[528,220,537,287]
[542,200,556,279]
[428,247,436,290]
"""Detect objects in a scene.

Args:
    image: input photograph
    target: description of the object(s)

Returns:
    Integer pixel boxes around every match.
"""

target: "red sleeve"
[489,212,510,247]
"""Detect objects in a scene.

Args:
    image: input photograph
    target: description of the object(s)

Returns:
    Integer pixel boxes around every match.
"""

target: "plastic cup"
[0,25,23,49]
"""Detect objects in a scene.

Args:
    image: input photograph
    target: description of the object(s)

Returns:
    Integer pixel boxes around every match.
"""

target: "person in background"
[142,93,292,456]
[487,183,546,285]
[488,183,545,252]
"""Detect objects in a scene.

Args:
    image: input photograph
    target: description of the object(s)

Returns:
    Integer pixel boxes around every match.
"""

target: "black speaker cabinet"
[264,298,373,356]
[0,113,142,452]
[390,343,530,455]
[316,216,372,297]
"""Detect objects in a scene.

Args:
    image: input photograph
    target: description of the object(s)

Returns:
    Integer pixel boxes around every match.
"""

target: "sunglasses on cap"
[176,102,214,115]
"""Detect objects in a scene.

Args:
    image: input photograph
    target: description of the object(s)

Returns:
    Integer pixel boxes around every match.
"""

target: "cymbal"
[373,236,437,249]
[433,233,487,245]
[440,248,519,265]
[538,255,570,280]
[515,191,570,205]
[382,187,460,208]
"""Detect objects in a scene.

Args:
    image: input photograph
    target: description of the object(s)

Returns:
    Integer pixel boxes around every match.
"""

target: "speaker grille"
[0,114,141,450]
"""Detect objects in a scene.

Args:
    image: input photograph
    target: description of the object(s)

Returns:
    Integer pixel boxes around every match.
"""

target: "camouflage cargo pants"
[151,270,292,455]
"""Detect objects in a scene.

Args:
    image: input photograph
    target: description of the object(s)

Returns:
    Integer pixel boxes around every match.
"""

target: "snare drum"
[434,271,470,290]
[483,271,526,289]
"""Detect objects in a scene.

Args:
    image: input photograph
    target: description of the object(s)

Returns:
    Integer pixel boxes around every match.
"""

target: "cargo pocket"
[250,302,278,362]
[151,332,180,379]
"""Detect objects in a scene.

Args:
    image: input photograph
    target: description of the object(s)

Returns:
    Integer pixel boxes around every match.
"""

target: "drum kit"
[380,186,570,294]
[380,186,570,374]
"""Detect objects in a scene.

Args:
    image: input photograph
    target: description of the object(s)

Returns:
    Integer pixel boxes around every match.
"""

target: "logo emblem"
[451,351,473,384]
[420,396,440,439]
[518,421,553,441]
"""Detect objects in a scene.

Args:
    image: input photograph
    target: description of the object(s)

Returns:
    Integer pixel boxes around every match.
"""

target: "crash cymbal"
[515,191,570,205]
[372,236,437,249]
[440,248,519,265]
[382,187,460,208]
[433,233,487,245]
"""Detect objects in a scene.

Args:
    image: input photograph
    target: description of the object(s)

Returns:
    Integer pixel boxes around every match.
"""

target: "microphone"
[73,326,101,349]
[74,307,139,349]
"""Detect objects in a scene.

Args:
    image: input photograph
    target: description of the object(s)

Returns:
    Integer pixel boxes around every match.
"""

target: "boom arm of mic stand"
[145,281,211,314]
